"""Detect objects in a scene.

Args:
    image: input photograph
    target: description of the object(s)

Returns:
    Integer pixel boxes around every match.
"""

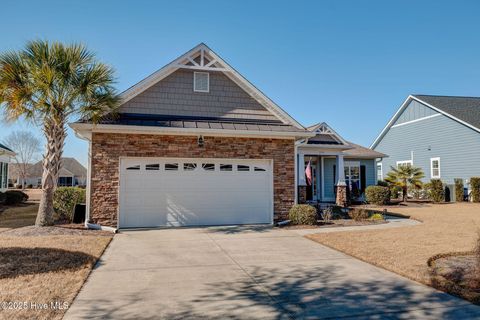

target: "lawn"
[307,203,480,300]
[0,203,113,320]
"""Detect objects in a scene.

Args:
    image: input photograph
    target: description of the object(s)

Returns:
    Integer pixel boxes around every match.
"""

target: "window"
[194,72,209,92]
[431,157,441,178]
[376,163,383,181]
[184,163,197,171]
[202,163,215,171]
[344,162,360,193]
[0,162,3,189]
[165,163,179,171]
[220,164,232,171]
[146,164,160,170]
[254,166,266,172]
[126,165,140,170]
[396,160,413,168]
[237,165,250,172]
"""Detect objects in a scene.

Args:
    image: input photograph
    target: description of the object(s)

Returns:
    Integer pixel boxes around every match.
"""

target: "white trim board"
[370,95,480,149]
[391,113,441,128]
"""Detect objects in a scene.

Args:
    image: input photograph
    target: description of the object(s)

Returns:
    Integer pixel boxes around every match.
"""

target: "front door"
[305,158,318,201]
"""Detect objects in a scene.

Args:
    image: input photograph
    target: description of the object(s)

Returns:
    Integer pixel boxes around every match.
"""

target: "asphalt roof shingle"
[413,95,480,130]
[0,142,14,153]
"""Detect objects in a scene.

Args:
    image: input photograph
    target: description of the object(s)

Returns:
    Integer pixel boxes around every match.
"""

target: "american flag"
[305,160,312,186]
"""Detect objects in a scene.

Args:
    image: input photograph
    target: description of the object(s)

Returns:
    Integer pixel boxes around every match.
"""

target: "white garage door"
[119,158,273,228]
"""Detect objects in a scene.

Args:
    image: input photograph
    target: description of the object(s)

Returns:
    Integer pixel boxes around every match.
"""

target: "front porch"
[295,123,383,206]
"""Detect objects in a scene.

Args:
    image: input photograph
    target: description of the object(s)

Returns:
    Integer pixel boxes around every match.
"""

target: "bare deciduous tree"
[3,130,41,188]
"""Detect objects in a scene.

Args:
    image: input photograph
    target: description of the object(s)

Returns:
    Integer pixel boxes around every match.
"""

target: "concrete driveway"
[66,226,480,319]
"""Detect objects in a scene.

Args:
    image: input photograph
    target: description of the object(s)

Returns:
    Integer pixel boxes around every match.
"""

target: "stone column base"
[335,184,348,207]
[298,186,307,204]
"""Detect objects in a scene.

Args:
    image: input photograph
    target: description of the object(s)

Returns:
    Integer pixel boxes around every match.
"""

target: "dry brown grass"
[0,202,39,231]
[307,203,480,288]
[0,227,112,320]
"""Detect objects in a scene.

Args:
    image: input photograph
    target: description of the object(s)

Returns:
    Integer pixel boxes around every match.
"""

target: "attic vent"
[194,72,209,92]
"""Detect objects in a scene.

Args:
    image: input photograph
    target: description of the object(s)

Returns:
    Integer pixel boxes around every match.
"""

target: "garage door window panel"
[165,163,179,171]
[146,164,160,171]
[202,163,215,171]
[184,163,197,171]
[220,164,233,171]
[126,165,140,170]
[237,165,250,172]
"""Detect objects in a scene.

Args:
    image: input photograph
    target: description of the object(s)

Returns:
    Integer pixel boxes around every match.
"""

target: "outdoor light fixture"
[198,135,205,147]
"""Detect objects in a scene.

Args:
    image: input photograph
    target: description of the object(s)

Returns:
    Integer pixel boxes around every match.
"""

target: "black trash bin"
[73,204,86,224]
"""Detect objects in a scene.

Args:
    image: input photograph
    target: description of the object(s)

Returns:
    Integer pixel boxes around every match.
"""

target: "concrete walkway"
[66,226,480,319]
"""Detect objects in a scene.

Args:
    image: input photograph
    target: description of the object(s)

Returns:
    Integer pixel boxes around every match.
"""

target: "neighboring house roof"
[27,158,87,178]
[371,94,480,149]
[71,43,311,138]
[412,95,480,131]
[0,142,15,155]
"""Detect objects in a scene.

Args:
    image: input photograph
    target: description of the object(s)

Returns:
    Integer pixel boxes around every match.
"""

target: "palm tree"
[0,40,119,226]
[385,165,425,202]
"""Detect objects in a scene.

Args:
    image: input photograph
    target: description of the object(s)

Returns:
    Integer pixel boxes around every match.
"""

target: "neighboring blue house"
[371,94,480,189]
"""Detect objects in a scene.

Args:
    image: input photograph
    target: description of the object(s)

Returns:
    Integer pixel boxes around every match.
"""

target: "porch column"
[335,154,348,206]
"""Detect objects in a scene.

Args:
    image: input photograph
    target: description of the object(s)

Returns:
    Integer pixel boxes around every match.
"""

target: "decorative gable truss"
[298,122,349,146]
[118,43,304,129]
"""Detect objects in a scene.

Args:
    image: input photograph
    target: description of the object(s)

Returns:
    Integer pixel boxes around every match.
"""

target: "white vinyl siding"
[431,157,441,178]
[193,72,209,92]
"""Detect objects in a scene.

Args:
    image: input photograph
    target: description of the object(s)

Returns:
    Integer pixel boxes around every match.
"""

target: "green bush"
[377,180,389,187]
[348,208,371,221]
[5,190,29,205]
[289,204,317,225]
[454,178,464,202]
[365,186,391,205]
[471,177,480,203]
[427,179,444,203]
[390,186,402,199]
[53,187,86,221]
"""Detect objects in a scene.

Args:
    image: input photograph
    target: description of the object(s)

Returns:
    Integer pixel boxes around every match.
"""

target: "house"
[70,43,383,229]
[9,157,87,187]
[371,94,480,189]
[0,143,15,192]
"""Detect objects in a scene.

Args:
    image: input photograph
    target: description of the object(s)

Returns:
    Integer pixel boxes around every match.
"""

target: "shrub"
[427,179,444,203]
[390,186,402,199]
[289,204,317,225]
[377,180,389,187]
[454,179,464,202]
[321,207,333,223]
[0,192,5,204]
[348,208,371,221]
[471,177,480,203]
[5,190,29,204]
[53,187,86,221]
[365,186,390,205]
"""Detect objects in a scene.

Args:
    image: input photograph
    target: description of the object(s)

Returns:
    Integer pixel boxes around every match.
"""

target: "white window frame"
[430,157,441,178]
[376,163,383,181]
[396,160,413,168]
[193,72,209,93]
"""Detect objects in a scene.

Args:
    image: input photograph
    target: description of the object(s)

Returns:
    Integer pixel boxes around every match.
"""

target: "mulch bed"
[429,252,480,304]
[280,219,388,229]
[1,225,113,237]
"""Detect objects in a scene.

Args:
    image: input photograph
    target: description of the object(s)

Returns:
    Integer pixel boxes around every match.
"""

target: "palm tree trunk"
[402,179,408,202]
[35,117,66,227]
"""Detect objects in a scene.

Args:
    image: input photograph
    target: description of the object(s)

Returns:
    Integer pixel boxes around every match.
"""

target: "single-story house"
[0,143,15,192]
[71,43,385,229]
[371,95,480,191]
[9,157,87,187]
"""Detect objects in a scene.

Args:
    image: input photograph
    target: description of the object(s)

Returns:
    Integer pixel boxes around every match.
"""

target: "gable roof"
[343,142,386,159]
[306,122,349,146]
[118,43,304,129]
[370,94,480,149]
[27,157,86,178]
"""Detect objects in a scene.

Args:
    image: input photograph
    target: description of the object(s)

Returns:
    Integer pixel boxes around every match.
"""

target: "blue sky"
[1,0,480,166]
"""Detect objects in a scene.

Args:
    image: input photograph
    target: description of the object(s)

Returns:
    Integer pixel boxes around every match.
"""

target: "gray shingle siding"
[374,100,480,184]
[393,100,438,126]
[119,69,279,121]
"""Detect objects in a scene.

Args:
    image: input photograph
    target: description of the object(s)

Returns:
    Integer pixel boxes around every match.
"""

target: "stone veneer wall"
[90,133,295,227]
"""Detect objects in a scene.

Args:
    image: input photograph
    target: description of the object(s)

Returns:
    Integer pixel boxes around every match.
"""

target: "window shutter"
[333,165,336,183]
[360,165,366,194]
